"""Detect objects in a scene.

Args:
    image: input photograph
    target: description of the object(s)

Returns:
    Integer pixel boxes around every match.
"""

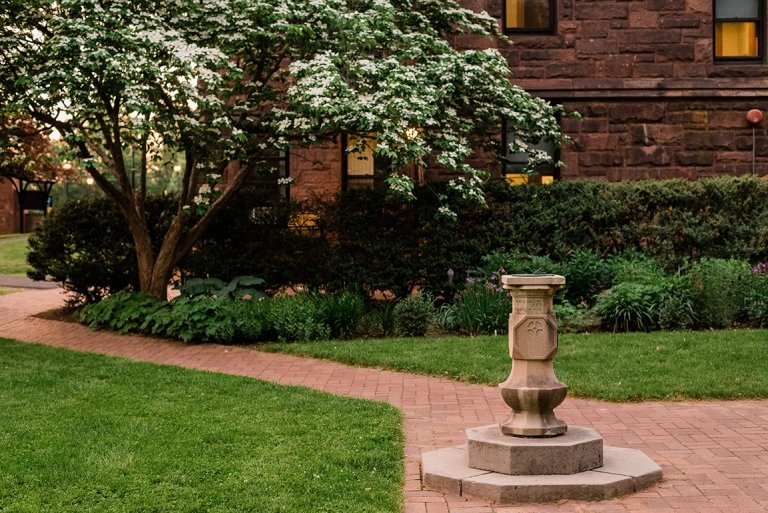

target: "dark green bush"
[268,293,331,342]
[554,301,598,333]
[356,300,399,337]
[176,275,267,299]
[230,299,272,341]
[33,177,768,307]
[179,187,331,290]
[27,195,175,306]
[593,282,662,332]
[608,250,665,285]
[317,290,365,339]
[393,293,435,337]
[745,271,768,327]
[560,250,612,306]
[475,251,560,278]
[445,282,509,335]
[686,258,753,329]
[143,296,237,343]
[656,276,696,331]
[80,290,166,333]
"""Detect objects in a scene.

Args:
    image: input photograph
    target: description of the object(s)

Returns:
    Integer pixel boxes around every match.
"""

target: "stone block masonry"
[562,100,768,180]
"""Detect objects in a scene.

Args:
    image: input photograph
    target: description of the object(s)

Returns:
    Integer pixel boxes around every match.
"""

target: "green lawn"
[259,329,768,402]
[0,234,30,275]
[0,338,403,513]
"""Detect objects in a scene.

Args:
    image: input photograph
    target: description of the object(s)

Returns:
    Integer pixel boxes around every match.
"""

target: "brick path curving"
[2,287,768,512]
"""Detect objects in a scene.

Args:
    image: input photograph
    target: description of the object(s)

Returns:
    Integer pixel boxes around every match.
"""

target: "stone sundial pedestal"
[421,274,662,503]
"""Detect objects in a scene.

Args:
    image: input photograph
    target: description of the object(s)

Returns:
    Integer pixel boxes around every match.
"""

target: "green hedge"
[29,177,768,304]
[182,176,768,300]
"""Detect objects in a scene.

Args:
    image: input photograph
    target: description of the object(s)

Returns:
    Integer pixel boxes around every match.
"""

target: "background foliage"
[29,176,768,307]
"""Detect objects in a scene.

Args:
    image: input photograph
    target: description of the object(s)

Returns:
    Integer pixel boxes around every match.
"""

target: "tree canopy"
[0,114,60,181]
[0,0,566,299]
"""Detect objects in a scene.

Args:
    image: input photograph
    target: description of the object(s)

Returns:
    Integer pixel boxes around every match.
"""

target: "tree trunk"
[145,214,188,300]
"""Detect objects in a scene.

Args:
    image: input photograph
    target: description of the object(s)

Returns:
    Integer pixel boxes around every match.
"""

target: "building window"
[502,120,558,185]
[246,147,290,201]
[342,133,387,190]
[714,0,761,59]
[503,0,555,33]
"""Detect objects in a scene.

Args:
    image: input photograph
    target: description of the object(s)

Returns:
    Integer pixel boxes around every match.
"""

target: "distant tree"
[0,114,60,181]
[0,0,565,299]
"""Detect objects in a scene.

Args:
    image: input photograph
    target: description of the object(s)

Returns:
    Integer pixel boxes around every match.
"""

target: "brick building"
[0,180,19,234]
[279,0,768,201]
[0,178,52,235]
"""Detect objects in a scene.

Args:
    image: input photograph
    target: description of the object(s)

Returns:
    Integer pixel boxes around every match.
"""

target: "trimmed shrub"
[393,293,435,337]
[179,187,331,290]
[356,299,399,338]
[230,299,272,341]
[32,177,768,307]
[746,264,768,327]
[475,251,560,278]
[176,275,267,299]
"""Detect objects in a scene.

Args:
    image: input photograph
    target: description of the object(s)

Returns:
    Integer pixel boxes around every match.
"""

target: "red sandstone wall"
[281,0,768,197]
[560,100,768,180]
[289,142,343,203]
[481,0,717,83]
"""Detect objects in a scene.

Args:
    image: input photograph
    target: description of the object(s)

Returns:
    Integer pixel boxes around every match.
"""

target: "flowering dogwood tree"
[0,0,565,299]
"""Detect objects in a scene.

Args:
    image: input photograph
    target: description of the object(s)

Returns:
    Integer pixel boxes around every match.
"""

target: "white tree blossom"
[0,0,566,298]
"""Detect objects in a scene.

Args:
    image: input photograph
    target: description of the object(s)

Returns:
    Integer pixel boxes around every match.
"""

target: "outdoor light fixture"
[747,109,763,174]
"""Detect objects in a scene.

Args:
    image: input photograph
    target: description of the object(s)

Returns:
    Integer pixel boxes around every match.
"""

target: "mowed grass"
[0,234,30,275]
[260,329,768,402]
[0,338,403,513]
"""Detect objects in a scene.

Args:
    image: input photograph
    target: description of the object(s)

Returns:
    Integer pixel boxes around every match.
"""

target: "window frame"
[713,0,763,62]
[502,0,556,35]
[341,133,387,191]
[245,146,290,202]
[501,118,560,182]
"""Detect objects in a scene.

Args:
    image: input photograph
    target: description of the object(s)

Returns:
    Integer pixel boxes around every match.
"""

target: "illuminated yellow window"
[504,0,553,32]
[503,122,557,186]
[715,0,761,59]
[343,133,388,190]
[505,174,554,186]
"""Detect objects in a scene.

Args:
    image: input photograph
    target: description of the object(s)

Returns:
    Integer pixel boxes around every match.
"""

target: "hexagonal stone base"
[422,444,662,504]
[467,425,603,475]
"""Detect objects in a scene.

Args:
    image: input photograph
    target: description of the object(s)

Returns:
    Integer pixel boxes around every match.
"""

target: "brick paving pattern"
[2,288,768,512]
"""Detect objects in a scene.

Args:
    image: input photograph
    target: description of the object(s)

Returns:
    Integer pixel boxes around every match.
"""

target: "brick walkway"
[2,288,768,513]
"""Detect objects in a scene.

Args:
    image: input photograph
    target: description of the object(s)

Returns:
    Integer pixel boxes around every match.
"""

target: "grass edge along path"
[0,338,404,513]
[258,328,768,402]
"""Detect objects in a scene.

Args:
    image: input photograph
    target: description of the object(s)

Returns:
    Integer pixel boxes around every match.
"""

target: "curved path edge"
[2,288,768,513]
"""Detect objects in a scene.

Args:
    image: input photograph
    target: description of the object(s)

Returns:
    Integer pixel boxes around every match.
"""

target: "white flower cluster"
[436,205,458,222]
[385,174,416,202]
[192,183,212,206]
